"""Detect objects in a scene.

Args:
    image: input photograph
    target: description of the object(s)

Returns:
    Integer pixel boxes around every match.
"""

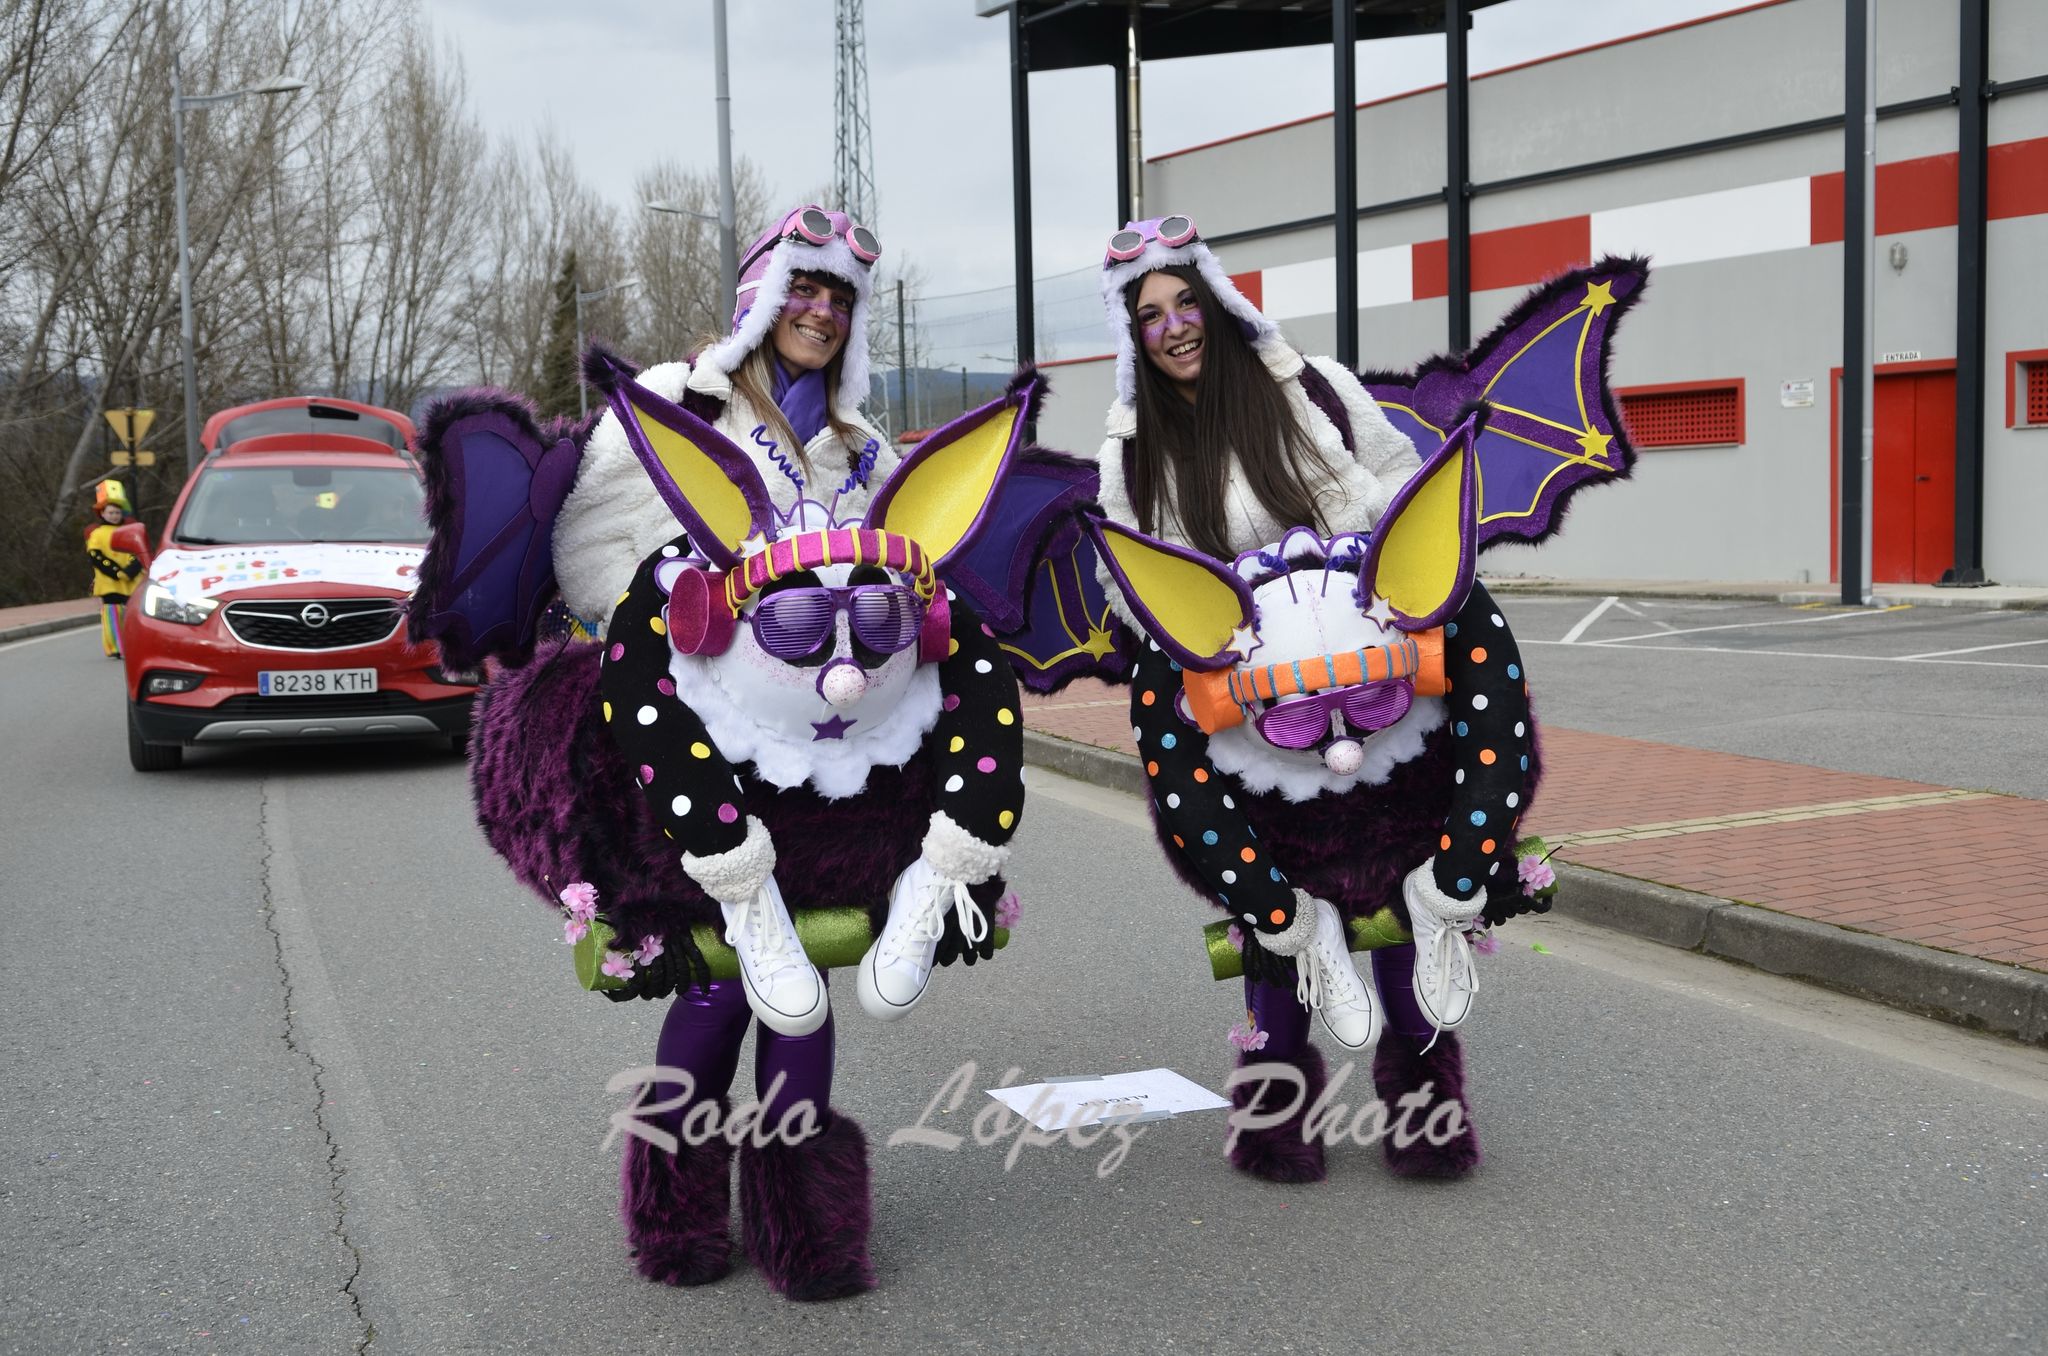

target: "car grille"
[224,598,404,650]
[203,691,459,718]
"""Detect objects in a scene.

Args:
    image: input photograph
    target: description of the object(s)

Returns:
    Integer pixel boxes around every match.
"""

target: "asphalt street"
[1495,593,2048,799]
[5,624,2046,1355]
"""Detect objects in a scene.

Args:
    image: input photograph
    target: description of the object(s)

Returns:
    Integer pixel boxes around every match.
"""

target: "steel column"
[1332,0,1357,366]
[1445,0,1471,352]
[1945,0,1990,585]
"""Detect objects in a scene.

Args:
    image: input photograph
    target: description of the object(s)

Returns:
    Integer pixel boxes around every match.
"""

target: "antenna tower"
[834,0,878,226]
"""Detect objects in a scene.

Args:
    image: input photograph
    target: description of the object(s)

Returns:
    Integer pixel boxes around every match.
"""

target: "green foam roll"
[1203,907,1411,982]
[574,910,1013,992]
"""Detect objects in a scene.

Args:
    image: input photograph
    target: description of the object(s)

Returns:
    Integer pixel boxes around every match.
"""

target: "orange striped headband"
[1181,630,1446,735]
[721,528,935,616]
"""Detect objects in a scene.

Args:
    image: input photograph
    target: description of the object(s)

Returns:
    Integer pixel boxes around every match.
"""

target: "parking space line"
[1589,604,1912,646]
[1522,639,2048,669]
[1550,788,1998,846]
[1559,595,1620,644]
[1895,637,2048,661]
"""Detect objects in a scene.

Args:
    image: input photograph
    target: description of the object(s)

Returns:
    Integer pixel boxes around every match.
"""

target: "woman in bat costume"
[1050,215,1645,1182]
[409,206,1035,1299]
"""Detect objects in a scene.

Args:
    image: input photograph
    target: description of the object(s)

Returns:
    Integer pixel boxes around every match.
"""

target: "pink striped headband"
[722,528,935,615]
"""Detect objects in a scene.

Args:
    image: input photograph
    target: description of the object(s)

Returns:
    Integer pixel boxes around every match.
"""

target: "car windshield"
[174,466,428,545]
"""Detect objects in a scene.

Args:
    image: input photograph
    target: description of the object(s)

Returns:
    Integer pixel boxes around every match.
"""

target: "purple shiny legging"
[651,977,835,1132]
[1245,941,1434,1055]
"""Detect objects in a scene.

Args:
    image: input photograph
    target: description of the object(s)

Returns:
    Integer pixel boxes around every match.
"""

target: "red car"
[119,396,477,771]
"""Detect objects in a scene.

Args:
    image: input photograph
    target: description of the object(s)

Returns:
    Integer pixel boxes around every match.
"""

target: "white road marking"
[1894,636,2048,661]
[1590,605,1910,645]
[1524,638,2048,670]
[1559,594,1620,644]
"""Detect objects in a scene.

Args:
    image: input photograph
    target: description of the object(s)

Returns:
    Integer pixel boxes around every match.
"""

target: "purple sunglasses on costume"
[750,584,924,660]
[1253,681,1414,750]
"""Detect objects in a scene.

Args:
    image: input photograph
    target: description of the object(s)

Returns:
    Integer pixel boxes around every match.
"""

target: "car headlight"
[141,582,218,626]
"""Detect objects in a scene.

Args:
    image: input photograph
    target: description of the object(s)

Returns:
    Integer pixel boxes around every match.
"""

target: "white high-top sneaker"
[1291,897,1383,1051]
[720,876,828,1037]
[858,857,985,1021]
[1401,862,1480,1031]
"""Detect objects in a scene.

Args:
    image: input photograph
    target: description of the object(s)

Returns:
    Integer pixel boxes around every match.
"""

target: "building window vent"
[1617,382,1744,448]
[2026,360,2048,427]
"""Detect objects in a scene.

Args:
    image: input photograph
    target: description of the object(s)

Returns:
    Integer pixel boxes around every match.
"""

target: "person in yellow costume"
[85,480,143,657]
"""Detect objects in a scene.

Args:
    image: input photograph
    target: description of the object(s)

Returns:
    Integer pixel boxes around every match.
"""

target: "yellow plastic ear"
[1091,519,1252,670]
[1365,417,1478,629]
[866,397,1022,564]
[628,400,761,560]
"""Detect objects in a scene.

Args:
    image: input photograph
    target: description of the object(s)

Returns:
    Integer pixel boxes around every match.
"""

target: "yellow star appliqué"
[1577,429,1613,460]
[1583,279,1616,316]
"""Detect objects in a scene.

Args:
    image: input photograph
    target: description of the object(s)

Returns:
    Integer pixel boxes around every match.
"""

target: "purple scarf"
[771,360,831,448]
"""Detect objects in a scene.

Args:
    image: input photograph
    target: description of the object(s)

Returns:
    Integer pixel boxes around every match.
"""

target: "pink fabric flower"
[558,881,599,922]
[563,918,589,945]
[634,935,665,965]
[1467,925,1500,955]
[1227,1010,1269,1053]
[1225,924,1245,953]
[600,951,636,980]
[993,891,1022,930]
[1518,856,1556,895]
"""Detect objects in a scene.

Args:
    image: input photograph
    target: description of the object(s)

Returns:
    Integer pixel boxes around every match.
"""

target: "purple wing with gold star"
[1364,256,1649,550]
[945,444,1128,694]
[406,389,582,668]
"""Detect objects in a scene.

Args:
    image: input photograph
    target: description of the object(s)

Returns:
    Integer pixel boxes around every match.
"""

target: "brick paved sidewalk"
[1024,678,2048,974]
[0,597,100,641]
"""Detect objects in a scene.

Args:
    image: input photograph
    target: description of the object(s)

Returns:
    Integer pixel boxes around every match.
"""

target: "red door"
[1871,371,1956,583]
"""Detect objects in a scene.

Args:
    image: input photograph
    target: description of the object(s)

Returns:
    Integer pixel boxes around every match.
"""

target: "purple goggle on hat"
[1098,211,1282,406]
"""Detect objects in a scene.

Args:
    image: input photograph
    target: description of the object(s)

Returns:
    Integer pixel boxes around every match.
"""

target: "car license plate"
[258,668,379,696]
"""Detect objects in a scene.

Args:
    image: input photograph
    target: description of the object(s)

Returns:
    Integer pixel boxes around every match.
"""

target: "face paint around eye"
[1140,304,1204,347]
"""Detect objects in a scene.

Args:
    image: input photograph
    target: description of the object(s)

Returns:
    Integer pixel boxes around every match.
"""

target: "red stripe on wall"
[1412,216,1592,299]
[1229,270,1263,312]
[1989,137,2048,220]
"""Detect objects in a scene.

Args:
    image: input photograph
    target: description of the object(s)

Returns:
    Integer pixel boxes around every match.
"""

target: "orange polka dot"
[1269,909,1287,926]
[1147,761,1160,777]
[1470,646,1488,663]
[1140,690,1156,706]
[1482,838,1496,854]
[1240,846,1257,863]
[1440,834,1452,851]
[1173,835,1185,848]
[1479,748,1497,765]
[1193,768,1209,783]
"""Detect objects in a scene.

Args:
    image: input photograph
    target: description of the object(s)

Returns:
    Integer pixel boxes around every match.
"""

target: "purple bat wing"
[1364,256,1649,550]
[407,390,581,668]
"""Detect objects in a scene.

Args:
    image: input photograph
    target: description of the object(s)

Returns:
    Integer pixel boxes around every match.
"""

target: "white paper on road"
[986,1068,1230,1132]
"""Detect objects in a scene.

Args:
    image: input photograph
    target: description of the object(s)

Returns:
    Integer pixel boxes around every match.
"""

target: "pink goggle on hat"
[1098,212,1283,406]
[697,203,883,415]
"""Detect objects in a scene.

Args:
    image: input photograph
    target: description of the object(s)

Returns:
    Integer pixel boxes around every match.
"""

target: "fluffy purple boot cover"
[738,1111,874,1301]
[1226,1046,1328,1184]
[1371,1029,1481,1179]
[620,1132,734,1286]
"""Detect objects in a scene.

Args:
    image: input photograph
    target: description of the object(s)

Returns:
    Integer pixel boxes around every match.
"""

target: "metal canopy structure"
[986,0,1508,368]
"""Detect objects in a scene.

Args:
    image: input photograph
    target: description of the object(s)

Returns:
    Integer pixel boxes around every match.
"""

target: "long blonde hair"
[719,274,868,481]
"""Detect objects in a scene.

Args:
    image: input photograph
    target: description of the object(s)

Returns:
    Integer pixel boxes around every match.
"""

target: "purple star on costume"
[811,713,857,741]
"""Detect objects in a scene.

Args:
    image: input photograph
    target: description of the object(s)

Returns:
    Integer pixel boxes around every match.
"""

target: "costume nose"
[818,658,867,708]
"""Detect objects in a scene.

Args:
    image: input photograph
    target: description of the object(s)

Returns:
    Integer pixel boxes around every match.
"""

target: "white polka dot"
[1222,870,1237,884]
[1515,721,1526,736]
[661,544,681,558]
[670,795,691,816]
[1456,769,1466,784]
[1148,638,1160,651]
[1489,861,1501,875]
[974,658,993,674]
[945,774,964,793]
[1133,726,1143,742]
[1491,613,1504,627]
[945,587,957,600]
[1471,694,1489,710]
[1506,792,1520,808]
[1166,793,1181,808]
[1242,913,1257,924]
[636,705,657,725]
[1222,795,1235,809]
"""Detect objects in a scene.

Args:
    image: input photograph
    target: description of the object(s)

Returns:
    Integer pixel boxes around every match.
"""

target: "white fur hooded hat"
[1099,213,1294,411]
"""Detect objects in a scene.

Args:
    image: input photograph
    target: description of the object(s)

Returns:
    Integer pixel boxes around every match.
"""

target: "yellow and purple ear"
[1360,409,1482,630]
[1086,517,1254,671]
[587,351,772,569]
[863,379,1037,566]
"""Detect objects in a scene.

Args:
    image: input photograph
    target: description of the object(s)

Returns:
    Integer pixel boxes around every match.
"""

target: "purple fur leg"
[1226,1046,1327,1184]
[738,1111,874,1301]
[620,1131,734,1286]
[1371,1029,1481,1179]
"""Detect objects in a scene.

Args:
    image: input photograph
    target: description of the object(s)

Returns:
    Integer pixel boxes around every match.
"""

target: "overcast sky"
[421,0,1742,297]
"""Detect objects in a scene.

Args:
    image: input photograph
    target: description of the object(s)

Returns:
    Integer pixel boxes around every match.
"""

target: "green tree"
[536,248,580,419]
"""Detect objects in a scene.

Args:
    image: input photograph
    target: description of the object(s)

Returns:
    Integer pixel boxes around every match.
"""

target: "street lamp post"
[574,278,642,418]
[171,57,306,463]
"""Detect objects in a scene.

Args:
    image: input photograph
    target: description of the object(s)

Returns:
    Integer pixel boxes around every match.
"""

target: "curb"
[1021,729,2048,1047]
[0,612,100,645]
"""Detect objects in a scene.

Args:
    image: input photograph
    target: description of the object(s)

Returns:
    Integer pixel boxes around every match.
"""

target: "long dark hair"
[1126,265,1330,561]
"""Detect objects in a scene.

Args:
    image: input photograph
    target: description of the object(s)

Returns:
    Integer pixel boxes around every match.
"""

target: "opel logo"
[300,603,330,629]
